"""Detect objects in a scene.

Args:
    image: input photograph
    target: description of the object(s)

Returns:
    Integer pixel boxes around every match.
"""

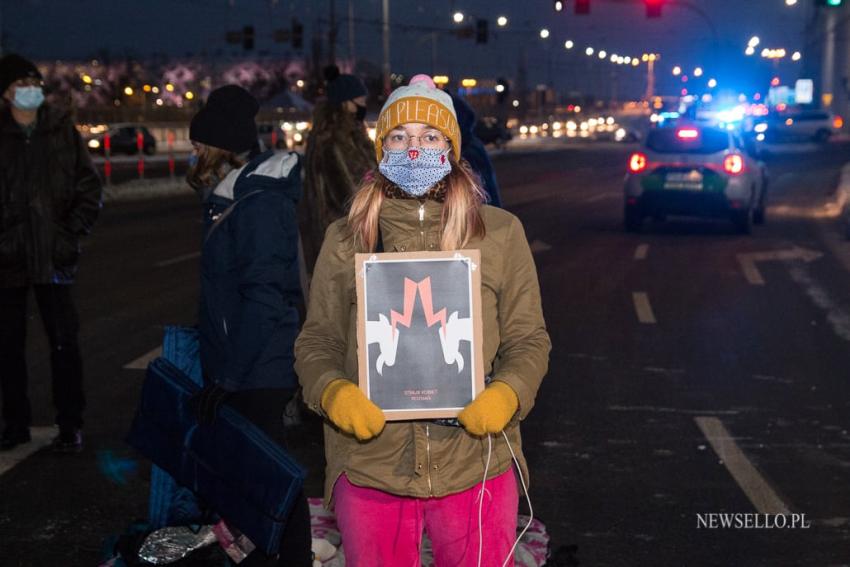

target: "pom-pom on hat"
[374,74,460,162]
[189,85,259,154]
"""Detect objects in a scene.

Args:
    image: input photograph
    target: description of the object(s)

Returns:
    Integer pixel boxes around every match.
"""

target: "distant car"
[624,124,768,234]
[87,124,156,155]
[762,110,842,143]
[474,117,512,148]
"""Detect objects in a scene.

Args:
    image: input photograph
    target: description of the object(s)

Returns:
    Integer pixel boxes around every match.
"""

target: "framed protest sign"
[355,250,485,421]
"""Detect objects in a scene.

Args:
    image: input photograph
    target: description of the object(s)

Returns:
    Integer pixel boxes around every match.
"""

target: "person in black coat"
[450,92,503,208]
[187,85,312,567]
[0,54,102,453]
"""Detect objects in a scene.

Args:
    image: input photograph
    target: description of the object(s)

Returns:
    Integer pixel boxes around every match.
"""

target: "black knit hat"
[189,85,259,153]
[324,65,367,105]
[0,54,43,96]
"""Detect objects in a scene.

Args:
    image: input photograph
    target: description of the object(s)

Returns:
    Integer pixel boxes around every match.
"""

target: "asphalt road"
[2,140,850,566]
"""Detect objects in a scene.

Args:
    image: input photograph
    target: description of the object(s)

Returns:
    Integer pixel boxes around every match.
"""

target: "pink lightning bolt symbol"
[389,277,447,337]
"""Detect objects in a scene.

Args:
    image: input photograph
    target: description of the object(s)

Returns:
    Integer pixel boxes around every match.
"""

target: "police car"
[624,124,768,234]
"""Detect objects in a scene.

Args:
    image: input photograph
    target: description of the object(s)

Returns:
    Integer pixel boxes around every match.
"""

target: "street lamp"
[497,16,508,27]
[672,66,682,76]
[539,28,550,39]
[453,11,464,23]
[565,40,574,49]
[598,50,607,59]
[748,36,760,48]
[708,78,717,88]
[694,67,703,77]
[792,51,802,61]
[785,0,797,5]
[512,99,520,107]
[745,46,755,56]
[586,47,595,56]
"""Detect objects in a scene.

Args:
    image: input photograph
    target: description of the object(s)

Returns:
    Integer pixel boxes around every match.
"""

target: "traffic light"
[292,19,304,49]
[475,19,489,44]
[818,0,843,5]
[645,0,663,18]
[575,0,590,14]
[242,25,255,50]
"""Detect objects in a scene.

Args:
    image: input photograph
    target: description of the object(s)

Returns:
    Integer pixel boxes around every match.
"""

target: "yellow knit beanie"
[375,74,461,162]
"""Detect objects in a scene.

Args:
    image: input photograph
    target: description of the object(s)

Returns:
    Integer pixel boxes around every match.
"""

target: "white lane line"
[124,346,162,370]
[736,247,823,286]
[695,416,791,515]
[529,239,553,253]
[0,427,56,476]
[155,251,200,268]
[632,292,657,324]
[583,192,616,204]
[634,244,649,261]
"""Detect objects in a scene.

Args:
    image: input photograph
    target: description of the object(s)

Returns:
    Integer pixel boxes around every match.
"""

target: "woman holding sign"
[295,75,550,566]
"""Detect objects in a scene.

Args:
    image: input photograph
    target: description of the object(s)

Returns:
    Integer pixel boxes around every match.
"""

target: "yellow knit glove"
[458,381,519,436]
[321,379,386,441]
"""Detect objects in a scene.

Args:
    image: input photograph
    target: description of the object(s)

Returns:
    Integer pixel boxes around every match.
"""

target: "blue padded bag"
[148,326,205,529]
[127,356,306,555]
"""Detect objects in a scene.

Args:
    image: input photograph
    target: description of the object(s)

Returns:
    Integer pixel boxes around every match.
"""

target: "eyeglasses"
[384,130,448,150]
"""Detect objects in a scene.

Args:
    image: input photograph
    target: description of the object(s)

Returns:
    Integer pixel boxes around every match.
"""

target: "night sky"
[3,0,807,97]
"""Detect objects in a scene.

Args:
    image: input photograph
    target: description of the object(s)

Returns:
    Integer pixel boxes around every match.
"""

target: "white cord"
[476,431,535,567]
[477,434,493,567]
[502,430,533,567]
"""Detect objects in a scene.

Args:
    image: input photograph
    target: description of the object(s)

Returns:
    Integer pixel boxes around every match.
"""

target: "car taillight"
[629,152,647,173]
[723,154,744,175]
[834,116,844,129]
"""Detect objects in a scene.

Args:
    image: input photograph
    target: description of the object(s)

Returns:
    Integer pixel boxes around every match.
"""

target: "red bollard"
[167,130,175,179]
[103,133,112,186]
[136,129,145,180]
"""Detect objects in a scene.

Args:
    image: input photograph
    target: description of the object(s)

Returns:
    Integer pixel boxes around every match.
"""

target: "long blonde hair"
[186,143,246,193]
[347,156,487,252]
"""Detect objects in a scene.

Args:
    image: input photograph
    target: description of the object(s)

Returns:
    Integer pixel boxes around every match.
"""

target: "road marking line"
[632,292,656,324]
[634,244,649,260]
[736,247,823,286]
[529,239,552,253]
[694,416,791,515]
[0,427,56,476]
[609,406,740,415]
[155,251,200,268]
[124,346,162,370]
[583,193,616,204]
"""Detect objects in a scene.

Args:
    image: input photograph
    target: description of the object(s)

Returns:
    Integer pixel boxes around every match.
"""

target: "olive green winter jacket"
[294,197,550,504]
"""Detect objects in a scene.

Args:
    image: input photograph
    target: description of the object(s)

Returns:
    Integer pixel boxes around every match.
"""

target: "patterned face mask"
[378,147,452,197]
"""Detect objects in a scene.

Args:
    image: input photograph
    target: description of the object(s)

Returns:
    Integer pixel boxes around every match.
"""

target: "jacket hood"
[213,150,301,202]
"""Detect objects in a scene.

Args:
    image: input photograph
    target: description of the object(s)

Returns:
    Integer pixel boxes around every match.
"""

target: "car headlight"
[88,139,100,149]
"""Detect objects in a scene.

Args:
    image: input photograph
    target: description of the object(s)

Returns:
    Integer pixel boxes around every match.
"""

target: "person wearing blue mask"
[0,53,102,453]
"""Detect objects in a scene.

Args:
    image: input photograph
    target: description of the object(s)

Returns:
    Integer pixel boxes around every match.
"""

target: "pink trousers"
[332,470,518,567]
